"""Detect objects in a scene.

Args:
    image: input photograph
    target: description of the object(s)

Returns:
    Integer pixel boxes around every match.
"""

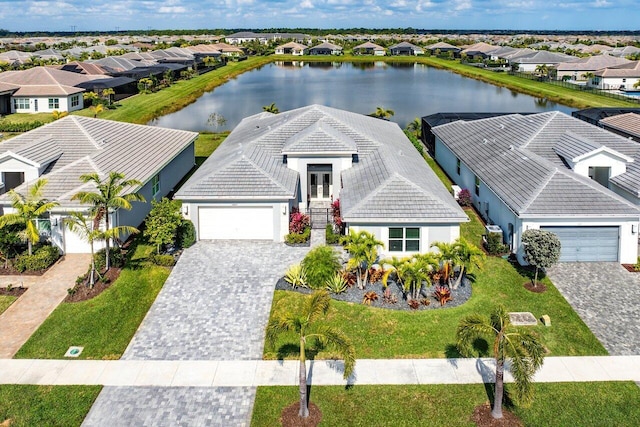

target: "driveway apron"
[546,262,640,355]
[82,241,309,427]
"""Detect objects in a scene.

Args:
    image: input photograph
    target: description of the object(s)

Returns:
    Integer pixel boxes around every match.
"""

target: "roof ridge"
[55,157,101,202]
[236,155,291,194]
[520,111,558,149]
[520,167,558,213]
[69,116,104,150]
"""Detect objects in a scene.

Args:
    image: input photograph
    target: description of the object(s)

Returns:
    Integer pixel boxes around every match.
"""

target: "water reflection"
[152,62,573,132]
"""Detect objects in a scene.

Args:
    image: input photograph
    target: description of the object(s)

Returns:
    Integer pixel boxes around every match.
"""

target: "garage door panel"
[541,226,619,262]
[199,206,274,240]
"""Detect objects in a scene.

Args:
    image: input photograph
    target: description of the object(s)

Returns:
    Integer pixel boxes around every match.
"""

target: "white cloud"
[300,0,314,8]
[158,6,186,13]
[593,0,610,7]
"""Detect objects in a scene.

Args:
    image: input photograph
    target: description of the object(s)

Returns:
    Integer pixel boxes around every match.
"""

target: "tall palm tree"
[431,241,459,287]
[71,172,144,270]
[534,64,549,78]
[341,229,383,289]
[262,102,279,114]
[0,178,59,255]
[266,290,355,418]
[370,106,395,120]
[456,305,545,419]
[405,117,422,137]
[101,88,115,106]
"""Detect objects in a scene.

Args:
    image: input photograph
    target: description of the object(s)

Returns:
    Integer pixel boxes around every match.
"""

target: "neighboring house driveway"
[82,241,309,427]
[546,262,640,355]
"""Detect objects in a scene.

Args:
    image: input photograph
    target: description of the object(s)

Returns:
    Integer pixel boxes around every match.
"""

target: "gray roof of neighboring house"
[595,60,640,77]
[353,41,385,51]
[513,51,576,64]
[556,54,631,71]
[177,105,467,223]
[428,42,459,51]
[432,112,640,217]
[389,42,423,51]
[0,67,102,96]
[309,42,343,51]
[0,117,197,207]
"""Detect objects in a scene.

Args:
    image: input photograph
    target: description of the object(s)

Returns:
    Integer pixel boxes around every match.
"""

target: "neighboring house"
[352,42,386,56]
[225,32,309,45]
[0,67,106,113]
[460,42,497,59]
[599,113,640,142]
[556,55,631,81]
[308,42,343,56]
[431,111,640,263]
[274,42,307,56]
[32,48,65,62]
[609,45,640,58]
[0,50,32,66]
[0,116,198,254]
[591,61,640,90]
[389,42,423,56]
[0,82,18,115]
[427,42,460,56]
[512,51,576,73]
[176,105,467,256]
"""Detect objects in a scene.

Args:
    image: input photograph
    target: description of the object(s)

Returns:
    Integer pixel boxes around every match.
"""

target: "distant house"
[352,42,386,56]
[599,113,640,142]
[176,105,467,256]
[0,117,198,254]
[556,55,631,81]
[308,42,343,56]
[427,42,460,56]
[431,111,640,264]
[591,61,640,90]
[460,42,497,59]
[512,51,576,73]
[389,42,423,56]
[274,42,307,56]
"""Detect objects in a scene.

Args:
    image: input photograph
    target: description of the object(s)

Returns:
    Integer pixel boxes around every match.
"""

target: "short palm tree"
[89,103,103,118]
[452,237,485,289]
[101,88,115,106]
[456,305,545,419]
[370,106,395,120]
[262,102,279,114]
[266,290,355,418]
[340,229,383,289]
[405,117,422,137]
[398,253,437,301]
[51,110,68,120]
[0,178,59,255]
[71,172,144,270]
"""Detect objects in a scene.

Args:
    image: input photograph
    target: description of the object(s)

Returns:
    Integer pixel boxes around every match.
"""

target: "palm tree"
[262,102,279,114]
[71,172,144,270]
[452,238,485,289]
[405,117,422,138]
[456,305,545,419]
[266,290,355,418]
[101,88,115,106]
[431,241,459,287]
[0,178,59,255]
[369,106,395,120]
[534,64,549,79]
[399,253,438,300]
[634,80,640,89]
[89,103,103,118]
[83,91,99,106]
[341,229,383,289]
[51,110,68,120]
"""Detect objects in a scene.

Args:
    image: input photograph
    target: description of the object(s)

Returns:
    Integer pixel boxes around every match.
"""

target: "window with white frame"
[14,98,29,110]
[70,94,80,107]
[48,98,59,109]
[389,227,420,252]
[151,174,160,197]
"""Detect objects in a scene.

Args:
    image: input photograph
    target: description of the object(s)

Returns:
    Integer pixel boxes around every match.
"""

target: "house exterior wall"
[11,94,83,114]
[347,222,460,258]
[591,76,640,90]
[0,157,39,190]
[286,156,352,204]
[572,152,628,180]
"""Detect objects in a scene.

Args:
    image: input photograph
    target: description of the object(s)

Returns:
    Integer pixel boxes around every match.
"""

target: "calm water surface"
[153,61,573,131]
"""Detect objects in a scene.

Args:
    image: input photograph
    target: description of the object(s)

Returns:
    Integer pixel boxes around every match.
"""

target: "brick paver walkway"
[0,254,90,359]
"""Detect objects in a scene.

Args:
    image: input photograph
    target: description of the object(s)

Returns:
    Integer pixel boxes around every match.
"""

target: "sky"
[1,0,639,33]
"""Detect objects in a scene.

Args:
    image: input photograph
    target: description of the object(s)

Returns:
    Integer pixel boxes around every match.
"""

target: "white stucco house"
[590,60,640,90]
[0,117,197,254]
[274,42,307,56]
[176,105,468,257]
[431,111,640,264]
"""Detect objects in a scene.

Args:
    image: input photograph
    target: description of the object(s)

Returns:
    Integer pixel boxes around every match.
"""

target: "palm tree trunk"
[89,242,95,288]
[27,240,33,256]
[453,265,465,290]
[299,338,309,418]
[104,208,110,271]
[492,358,504,419]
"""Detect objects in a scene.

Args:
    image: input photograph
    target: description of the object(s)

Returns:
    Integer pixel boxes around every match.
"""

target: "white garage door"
[541,226,619,262]
[198,206,274,240]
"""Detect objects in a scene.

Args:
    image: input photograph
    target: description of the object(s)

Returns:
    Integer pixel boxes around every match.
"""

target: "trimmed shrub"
[326,224,341,245]
[14,245,61,272]
[0,120,45,132]
[93,248,126,272]
[176,219,196,249]
[301,245,342,289]
[285,227,310,244]
[485,232,508,255]
[457,188,472,207]
[151,254,176,267]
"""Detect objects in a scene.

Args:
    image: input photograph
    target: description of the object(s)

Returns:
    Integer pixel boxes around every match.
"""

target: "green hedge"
[176,219,196,248]
[14,245,61,272]
[0,121,45,132]
[285,227,311,244]
[151,254,176,267]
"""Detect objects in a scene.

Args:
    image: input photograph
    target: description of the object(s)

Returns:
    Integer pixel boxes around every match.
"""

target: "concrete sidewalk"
[0,254,90,358]
[2,356,638,387]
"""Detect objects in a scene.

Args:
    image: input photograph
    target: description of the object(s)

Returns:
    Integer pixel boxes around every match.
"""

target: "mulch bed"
[64,268,122,303]
[0,266,46,276]
[0,287,27,297]
[472,403,523,427]
[280,402,322,427]
[622,264,639,272]
[522,281,547,293]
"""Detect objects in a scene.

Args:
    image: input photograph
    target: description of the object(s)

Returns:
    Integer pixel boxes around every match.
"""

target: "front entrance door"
[308,165,332,201]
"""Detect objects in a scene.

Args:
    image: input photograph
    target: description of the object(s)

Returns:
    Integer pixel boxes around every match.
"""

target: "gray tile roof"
[0,116,197,207]
[432,112,640,217]
[553,132,602,162]
[177,105,467,223]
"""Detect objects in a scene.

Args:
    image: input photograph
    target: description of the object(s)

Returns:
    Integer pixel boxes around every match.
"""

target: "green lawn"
[0,385,101,427]
[15,243,169,359]
[252,382,640,427]
[0,295,16,315]
[0,112,55,125]
[196,131,229,158]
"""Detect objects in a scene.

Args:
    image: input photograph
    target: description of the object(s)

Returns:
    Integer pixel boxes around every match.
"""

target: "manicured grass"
[252,382,640,427]
[196,131,229,157]
[266,206,605,359]
[424,153,453,189]
[461,207,486,249]
[0,295,16,315]
[0,112,55,125]
[15,244,169,359]
[0,385,101,427]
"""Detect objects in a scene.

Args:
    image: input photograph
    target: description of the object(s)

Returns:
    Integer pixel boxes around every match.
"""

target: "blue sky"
[1,0,639,32]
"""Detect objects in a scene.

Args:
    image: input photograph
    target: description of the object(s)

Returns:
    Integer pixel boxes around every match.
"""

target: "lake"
[152,61,574,132]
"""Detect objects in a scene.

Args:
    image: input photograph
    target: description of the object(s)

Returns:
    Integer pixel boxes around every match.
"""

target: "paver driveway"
[546,262,640,356]
[83,241,309,426]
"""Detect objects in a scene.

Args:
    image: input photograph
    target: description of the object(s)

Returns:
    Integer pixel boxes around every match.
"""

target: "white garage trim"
[541,226,619,262]
[198,206,274,240]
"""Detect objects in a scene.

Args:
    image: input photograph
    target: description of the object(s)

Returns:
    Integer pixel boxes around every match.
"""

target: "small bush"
[457,188,472,207]
[485,232,508,255]
[382,287,397,304]
[362,290,379,305]
[151,254,176,267]
[93,248,126,272]
[407,299,420,310]
[0,120,45,132]
[289,210,310,234]
[325,273,348,294]
[433,285,452,306]
[14,245,61,272]
[176,219,196,248]
[285,227,310,244]
[634,257,640,272]
[301,245,341,289]
[326,224,341,245]
[284,263,308,288]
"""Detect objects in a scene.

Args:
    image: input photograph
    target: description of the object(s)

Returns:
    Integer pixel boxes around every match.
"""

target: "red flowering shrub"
[289,211,310,234]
